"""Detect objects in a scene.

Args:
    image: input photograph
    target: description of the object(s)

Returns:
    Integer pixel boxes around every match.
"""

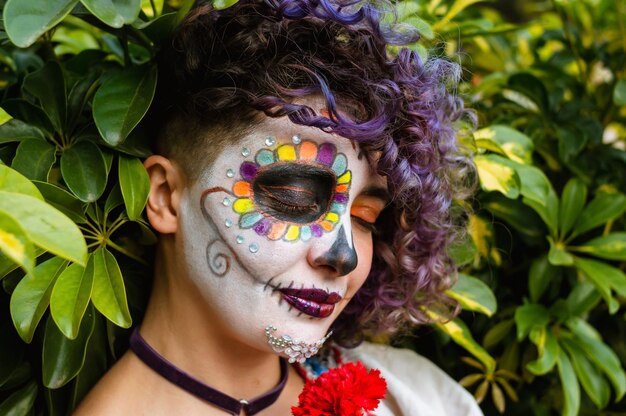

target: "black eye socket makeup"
[252,163,336,224]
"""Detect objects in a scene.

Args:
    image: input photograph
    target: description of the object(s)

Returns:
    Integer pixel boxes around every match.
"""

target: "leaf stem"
[106,241,148,265]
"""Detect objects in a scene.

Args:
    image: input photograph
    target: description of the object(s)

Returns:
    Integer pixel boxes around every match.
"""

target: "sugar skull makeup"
[231,139,352,242]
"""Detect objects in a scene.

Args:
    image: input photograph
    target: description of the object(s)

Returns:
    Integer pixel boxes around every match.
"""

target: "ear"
[144,155,186,234]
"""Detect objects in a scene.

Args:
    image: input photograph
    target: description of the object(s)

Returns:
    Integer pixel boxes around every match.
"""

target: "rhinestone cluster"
[265,325,332,364]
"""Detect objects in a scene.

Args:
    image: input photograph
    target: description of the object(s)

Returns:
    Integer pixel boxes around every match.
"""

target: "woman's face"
[176,114,387,360]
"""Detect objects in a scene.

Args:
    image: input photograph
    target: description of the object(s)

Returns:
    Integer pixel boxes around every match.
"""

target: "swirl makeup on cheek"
[230,139,352,242]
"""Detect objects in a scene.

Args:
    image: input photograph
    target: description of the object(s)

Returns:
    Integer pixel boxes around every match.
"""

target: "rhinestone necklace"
[129,328,288,416]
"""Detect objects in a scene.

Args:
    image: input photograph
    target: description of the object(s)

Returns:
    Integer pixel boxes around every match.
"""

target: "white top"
[341,343,484,416]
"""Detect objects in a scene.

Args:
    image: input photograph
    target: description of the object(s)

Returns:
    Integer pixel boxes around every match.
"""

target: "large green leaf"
[573,232,626,261]
[560,338,610,409]
[0,165,43,199]
[557,348,580,416]
[446,273,497,316]
[567,317,626,401]
[3,0,80,47]
[70,313,108,408]
[527,326,559,375]
[0,381,38,416]
[0,191,87,265]
[93,66,158,146]
[91,247,132,328]
[42,308,94,388]
[474,154,520,199]
[434,316,496,373]
[614,79,626,106]
[514,303,549,341]
[22,61,67,133]
[118,155,150,221]
[573,256,626,313]
[61,141,108,203]
[0,211,35,274]
[80,0,141,28]
[33,181,87,224]
[10,257,66,343]
[474,125,534,164]
[559,178,587,238]
[528,255,558,302]
[11,139,56,181]
[571,192,626,238]
[1,99,55,137]
[547,236,574,266]
[50,257,94,339]
[0,119,45,144]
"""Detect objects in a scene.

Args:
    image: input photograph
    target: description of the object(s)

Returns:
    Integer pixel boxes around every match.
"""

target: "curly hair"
[150,0,475,347]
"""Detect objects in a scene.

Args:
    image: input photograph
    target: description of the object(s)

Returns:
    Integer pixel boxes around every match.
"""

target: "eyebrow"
[360,185,391,205]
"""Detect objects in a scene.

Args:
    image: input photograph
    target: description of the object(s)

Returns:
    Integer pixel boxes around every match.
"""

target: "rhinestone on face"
[265,136,276,146]
[236,235,244,244]
[226,169,235,178]
[242,147,251,157]
[222,197,231,206]
[291,134,302,144]
[249,243,259,253]
[224,219,233,228]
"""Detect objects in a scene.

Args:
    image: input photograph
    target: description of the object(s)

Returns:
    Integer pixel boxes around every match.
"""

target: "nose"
[310,224,358,276]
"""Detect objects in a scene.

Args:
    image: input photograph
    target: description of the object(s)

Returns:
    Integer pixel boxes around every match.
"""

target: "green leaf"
[529,255,558,302]
[614,79,626,106]
[10,257,66,343]
[432,0,485,30]
[70,312,107,408]
[514,303,549,341]
[0,165,43,199]
[61,141,108,203]
[42,307,94,388]
[22,61,67,133]
[0,191,87,265]
[573,232,626,261]
[559,178,587,238]
[507,73,550,112]
[527,326,559,375]
[474,125,534,164]
[50,257,94,339]
[547,237,574,266]
[3,0,79,47]
[118,155,150,220]
[482,319,514,349]
[434,316,496,373]
[0,108,12,125]
[566,282,601,317]
[557,348,580,416]
[80,0,142,28]
[0,381,38,416]
[0,119,45,144]
[33,181,87,224]
[567,317,626,401]
[573,256,626,312]
[93,66,158,145]
[572,192,626,238]
[560,338,610,409]
[474,154,521,199]
[212,0,239,10]
[11,139,56,181]
[2,99,55,136]
[0,211,35,274]
[482,194,545,242]
[91,247,132,328]
[446,274,497,316]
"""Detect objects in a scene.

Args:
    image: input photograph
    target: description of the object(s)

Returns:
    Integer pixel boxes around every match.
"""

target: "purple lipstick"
[278,288,342,318]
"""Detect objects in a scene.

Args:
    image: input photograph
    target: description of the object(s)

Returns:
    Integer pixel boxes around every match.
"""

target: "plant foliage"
[0,0,625,414]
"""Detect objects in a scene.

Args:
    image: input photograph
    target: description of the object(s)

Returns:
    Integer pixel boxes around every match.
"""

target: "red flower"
[292,362,387,416]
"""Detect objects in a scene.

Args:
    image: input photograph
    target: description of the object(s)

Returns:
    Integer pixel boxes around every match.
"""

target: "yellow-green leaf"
[474,154,521,199]
[447,274,497,316]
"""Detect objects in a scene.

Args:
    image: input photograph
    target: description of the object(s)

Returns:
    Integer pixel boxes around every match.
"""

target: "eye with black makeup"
[252,163,336,224]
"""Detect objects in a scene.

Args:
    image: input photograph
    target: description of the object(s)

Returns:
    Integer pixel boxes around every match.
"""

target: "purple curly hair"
[151,0,474,347]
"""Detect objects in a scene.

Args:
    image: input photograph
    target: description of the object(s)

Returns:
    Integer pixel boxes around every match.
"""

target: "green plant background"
[0,0,625,414]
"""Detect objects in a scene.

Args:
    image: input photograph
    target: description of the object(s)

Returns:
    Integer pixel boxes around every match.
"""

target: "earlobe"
[144,155,184,234]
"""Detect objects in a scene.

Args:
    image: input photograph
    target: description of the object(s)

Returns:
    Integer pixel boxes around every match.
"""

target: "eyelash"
[270,198,318,215]
[351,216,378,233]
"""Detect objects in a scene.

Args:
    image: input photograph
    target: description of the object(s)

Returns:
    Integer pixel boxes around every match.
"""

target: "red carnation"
[292,362,387,416]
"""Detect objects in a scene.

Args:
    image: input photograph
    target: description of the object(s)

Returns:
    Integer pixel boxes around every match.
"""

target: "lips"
[278,288,342,318]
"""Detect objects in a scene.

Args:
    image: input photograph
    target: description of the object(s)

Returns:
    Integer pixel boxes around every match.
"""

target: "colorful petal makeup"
[231,139,352,242]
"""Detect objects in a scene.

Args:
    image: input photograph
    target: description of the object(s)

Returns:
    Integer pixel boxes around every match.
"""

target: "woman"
[76,0,481,414]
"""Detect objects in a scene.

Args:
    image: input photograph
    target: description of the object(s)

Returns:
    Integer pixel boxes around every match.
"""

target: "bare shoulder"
[73,351,160,415]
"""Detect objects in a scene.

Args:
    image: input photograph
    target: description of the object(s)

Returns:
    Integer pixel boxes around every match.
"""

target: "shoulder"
[341,342,484,416]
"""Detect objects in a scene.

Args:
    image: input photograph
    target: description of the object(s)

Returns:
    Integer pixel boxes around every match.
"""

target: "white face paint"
[176,115,388,359]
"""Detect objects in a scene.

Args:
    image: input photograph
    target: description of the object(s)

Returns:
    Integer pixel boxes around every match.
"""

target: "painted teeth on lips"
[278,288,342,318]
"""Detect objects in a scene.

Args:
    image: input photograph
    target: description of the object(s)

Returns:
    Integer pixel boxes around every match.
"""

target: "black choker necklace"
[129,328,289,416]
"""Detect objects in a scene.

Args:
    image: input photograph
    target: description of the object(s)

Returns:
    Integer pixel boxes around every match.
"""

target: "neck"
[139,240,283,401]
